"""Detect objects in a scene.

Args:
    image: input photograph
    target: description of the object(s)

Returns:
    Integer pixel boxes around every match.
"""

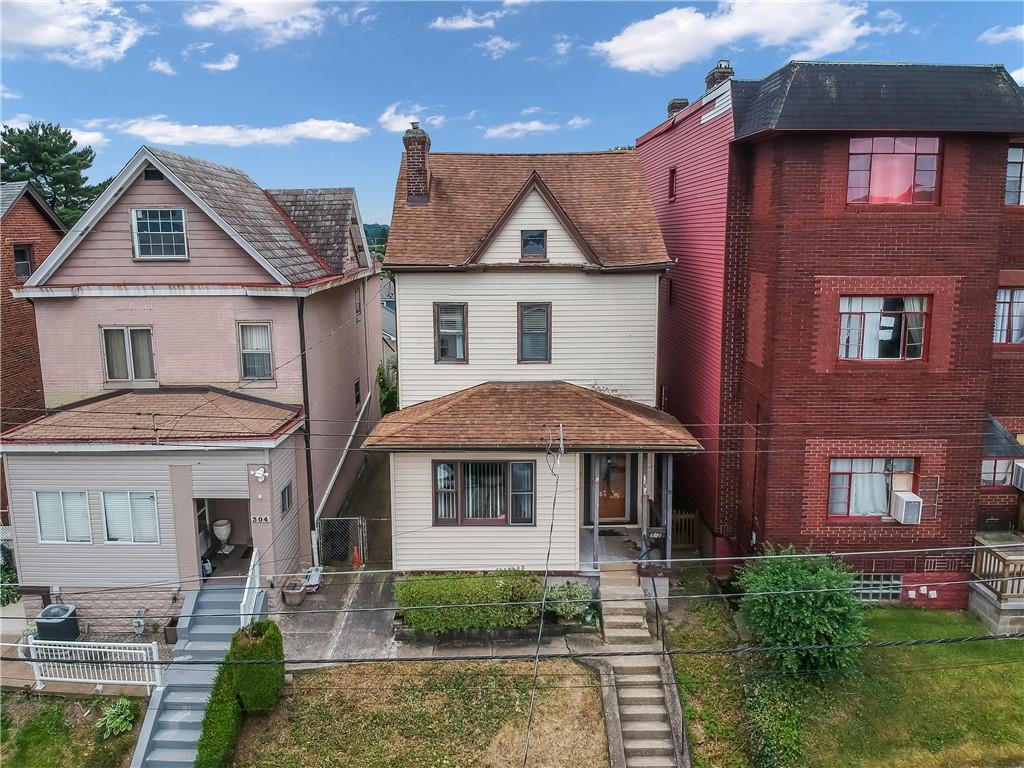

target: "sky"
[1,1,1022,225]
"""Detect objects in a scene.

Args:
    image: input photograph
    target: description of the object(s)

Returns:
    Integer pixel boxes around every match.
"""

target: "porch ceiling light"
[251,466,269,483]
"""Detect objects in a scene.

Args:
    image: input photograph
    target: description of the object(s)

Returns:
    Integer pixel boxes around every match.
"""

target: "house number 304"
[251,515,270,524]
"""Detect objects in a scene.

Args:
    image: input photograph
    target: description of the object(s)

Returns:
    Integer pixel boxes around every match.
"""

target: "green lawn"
[0,692,140,768]
[669,571,1024,768]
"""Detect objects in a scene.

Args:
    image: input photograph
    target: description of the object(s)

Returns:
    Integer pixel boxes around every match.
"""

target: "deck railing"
[240,546,262,627]
[27,637,163,692]
[973,538,1024,602]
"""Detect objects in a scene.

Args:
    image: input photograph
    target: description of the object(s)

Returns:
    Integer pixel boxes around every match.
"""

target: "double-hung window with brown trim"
[518,302,551,363]
[434,303,468,363]
[432,460,536,526]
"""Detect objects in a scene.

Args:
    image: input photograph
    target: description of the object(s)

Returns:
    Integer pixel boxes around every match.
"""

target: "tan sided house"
[1,146,382,627]
[366,125,701,573]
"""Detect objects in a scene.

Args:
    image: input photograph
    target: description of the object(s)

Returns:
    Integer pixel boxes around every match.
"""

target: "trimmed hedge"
[544,581,594,622]
[195,666,242,768]
[229,620,285,712]
[395,570,544,633]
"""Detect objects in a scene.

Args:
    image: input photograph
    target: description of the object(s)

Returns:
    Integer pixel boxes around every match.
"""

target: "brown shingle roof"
[366,382,701,452]
[1,388,302,445]
[386,152,670,270]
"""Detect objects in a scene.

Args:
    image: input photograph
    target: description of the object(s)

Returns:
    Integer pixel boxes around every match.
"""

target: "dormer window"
[520,229,547,262]
[132,208,188,259]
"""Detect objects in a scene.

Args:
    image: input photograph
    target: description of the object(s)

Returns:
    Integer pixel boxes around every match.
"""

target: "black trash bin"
[35,604,80,641]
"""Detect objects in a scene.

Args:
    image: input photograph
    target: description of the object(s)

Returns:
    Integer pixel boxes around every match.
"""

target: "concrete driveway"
[279,569,395,668]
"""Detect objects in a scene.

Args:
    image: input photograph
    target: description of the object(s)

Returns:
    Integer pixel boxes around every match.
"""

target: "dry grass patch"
[233,659,608,768]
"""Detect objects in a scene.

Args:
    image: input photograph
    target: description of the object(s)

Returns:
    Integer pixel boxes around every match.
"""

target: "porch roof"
[0,387,303,446]
[365,381,702,453]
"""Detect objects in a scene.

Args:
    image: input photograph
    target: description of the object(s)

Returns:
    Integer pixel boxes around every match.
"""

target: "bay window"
[433,460,535,526]
[994,288,1024,344]
[102,491,159,543]
[847,136,940,204]
[828,458,916,517]
[839,296,927,360]
[102,326,155,381]
[35,491,91,543]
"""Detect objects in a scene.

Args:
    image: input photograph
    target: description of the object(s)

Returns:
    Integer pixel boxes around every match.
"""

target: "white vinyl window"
[34,491,91,543]
[102,491,159,543]
[239,323,273,380]
[132,208,188,259]
[102,327,155,382]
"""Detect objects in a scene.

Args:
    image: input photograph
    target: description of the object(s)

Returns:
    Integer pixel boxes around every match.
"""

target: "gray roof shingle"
[731,61,1024,139]
[0,181,29,218]
[1,181,66,231]
[267,187,356,274]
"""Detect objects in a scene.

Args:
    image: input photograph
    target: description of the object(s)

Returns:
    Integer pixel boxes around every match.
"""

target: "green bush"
[743,673,808,768]
[377,360,398,415]
[95,696,138,739]
[544,581,593,622]
[395,570,544,633]
[736,546,867,674]
[228,620,285,712]
[1,546,19,607]
[195,666,242,768]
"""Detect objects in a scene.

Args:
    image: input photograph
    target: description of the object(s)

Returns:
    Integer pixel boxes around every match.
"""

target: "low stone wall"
[968,585,1024,633]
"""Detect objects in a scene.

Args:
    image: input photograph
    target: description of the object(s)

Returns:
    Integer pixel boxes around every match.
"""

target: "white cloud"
[184,0,328,47]
[521,106,545,115]
[148,57,177,76]
[1,0,146,69]
[2,112,109,148]
[594,1,906,74]
[201,52,240,71]
[1012,66,1024,86]
[566,115,591,129]
[483,120,559,139]
[1,84,23,99]
[378,102,448,132]
[476,35,519,59]
[424,115,446,128]
[338,4,376,27]
[553,33,572,56]
[105,115,370,146]
[978,25,1024,45]
[182,41,215,59]
[429,8,507,31]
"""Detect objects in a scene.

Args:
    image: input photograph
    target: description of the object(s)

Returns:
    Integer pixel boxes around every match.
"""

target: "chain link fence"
[318,516,368,567]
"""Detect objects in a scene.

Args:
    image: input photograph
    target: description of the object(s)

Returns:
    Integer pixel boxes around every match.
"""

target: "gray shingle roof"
[147,147,331,284]
[267,188,355,274]
[0,181,29,218]
[731,62,1024,139]
[1,181,66,231]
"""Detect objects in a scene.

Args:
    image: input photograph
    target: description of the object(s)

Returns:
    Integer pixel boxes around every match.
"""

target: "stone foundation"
[968,586,1024,633]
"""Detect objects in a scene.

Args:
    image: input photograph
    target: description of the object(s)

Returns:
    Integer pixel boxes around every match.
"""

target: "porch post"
[662,454,674,566]
[641,453,650,545]
[591,456,600,570]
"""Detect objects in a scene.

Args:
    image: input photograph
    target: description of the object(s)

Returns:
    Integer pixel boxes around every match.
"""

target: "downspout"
[297,297,318,565]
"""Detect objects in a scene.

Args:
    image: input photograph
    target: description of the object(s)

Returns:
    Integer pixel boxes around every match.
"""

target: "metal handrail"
[240,547,262,627]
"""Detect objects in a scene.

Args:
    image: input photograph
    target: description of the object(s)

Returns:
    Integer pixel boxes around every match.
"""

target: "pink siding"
[34,296,303,406]
[637,98,735,536]
[49,174,274,285]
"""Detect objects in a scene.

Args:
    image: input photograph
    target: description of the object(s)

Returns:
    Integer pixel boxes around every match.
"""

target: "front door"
[595,453,629,521]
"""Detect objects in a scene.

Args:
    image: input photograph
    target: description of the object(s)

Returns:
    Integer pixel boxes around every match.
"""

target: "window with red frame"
[994,288,1024,344]
[828,458,916,517]
[980,458,1015,487]
[847,137,940,204]
[838,296,928,360]
[1006,146,1023,205]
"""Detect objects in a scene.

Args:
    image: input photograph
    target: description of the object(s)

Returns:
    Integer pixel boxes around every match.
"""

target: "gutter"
[297,297,317,556]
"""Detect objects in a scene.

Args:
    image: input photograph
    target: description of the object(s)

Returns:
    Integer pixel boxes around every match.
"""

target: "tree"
[1,121,109,225]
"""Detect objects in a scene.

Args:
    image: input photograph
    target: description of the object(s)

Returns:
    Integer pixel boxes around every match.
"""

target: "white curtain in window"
[994,289,1010,343]
[240,324,272,378]
[36,492,66,541]
[1011,290,1024,343]
[437,306,465,359]
[130,329,155,379]
[103,492,134,541]
[103,329,130,379]
[849,459,889,516]
[130,492,159,543]
[860,297,884,358]
[464,462,505,519]
[435,463,457,520]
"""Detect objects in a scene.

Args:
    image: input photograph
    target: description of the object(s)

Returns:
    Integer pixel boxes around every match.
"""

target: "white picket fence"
[240,547,262,627]
[27,637,163,692]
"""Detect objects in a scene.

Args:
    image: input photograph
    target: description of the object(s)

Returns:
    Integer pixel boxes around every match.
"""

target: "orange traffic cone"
[352,546,362,569]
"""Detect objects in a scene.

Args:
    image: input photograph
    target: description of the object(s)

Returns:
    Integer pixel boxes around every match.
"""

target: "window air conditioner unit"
[1012,461,1024,492]
[890,490,923,525]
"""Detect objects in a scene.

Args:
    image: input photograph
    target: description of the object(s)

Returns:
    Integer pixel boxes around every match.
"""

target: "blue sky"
[2,1,1022,224]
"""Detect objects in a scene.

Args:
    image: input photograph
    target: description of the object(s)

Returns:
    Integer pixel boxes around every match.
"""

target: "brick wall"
[1,195,64,519]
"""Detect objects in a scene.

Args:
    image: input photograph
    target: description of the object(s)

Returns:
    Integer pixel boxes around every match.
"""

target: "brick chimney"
[705,59,734,92]
[667,98,689,118]
[403,121,431,204]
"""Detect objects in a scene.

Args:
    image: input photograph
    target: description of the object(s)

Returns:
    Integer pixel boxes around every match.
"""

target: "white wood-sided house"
[1,146,381,627]
[366,125,701,573]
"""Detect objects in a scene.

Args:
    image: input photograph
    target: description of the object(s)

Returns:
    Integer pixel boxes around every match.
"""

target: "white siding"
[478,190,586,265]
[269,438,300,573]
[390,451,579,572]
[396,271,660,407]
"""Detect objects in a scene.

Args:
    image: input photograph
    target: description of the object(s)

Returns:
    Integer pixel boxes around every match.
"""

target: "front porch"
[970,531,1024,632]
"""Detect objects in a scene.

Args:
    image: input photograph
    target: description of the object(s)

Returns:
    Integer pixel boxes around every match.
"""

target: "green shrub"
[1,546,19,607]
[736,546,867,674]
[544,581,593,622]
[228,620,285,712]
[95,696,138,739]
[195,666,242,768]
[743,673,808,768]
[377,360,398,415]
[395,570,544,633]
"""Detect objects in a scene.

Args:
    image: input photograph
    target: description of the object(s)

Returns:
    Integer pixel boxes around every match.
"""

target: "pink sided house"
[1,146,382,626]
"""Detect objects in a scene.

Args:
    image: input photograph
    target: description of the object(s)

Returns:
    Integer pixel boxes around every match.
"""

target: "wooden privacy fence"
[27,637,163,692]
[672,508,697,550]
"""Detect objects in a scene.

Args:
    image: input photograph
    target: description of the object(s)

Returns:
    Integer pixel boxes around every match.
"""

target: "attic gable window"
[520,229,547,262]
[847,137,940,205]
[132,208,188,259]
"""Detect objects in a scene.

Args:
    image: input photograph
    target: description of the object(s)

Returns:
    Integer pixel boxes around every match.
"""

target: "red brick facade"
[640,108,1024,605]
[1,192,64,518]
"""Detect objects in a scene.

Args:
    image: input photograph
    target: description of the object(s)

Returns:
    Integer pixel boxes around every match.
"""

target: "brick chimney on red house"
[705,59,735,92]
[403,122,431,204]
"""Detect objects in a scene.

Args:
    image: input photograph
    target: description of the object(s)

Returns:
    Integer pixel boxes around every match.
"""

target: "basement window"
[852,573,903,601]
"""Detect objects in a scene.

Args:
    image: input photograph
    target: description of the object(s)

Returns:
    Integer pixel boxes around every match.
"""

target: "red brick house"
[1,181,66,521]
[636,61,1024,612]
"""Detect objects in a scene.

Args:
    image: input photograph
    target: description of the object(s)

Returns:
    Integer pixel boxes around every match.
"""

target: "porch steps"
[131,584,261,768]
[612,659,680,768]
